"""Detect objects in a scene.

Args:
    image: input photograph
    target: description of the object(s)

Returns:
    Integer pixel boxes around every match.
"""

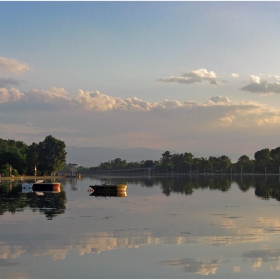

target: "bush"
[13,169,18,176]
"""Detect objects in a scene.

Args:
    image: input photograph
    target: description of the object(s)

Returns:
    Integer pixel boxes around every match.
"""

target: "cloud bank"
[1,86,280,160]
[0,55,279,160]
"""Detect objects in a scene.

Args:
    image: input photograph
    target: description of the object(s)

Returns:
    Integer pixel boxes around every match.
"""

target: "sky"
[1,1,280,162]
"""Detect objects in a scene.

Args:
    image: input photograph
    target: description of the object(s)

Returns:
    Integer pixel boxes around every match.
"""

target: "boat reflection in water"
[20,180,66,219]
[88,181,127,197]
[0,180,66,219]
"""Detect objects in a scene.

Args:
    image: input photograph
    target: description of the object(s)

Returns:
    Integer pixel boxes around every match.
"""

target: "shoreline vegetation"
[1,136,280,177]
[1,172,280,181]
[0,175,64,180]
[73,147,280,175]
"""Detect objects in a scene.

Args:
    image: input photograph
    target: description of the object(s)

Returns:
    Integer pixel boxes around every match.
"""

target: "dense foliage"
[78,146,280,174]
[0,135,66,176]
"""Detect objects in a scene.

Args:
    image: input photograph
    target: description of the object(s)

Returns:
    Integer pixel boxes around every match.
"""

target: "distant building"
[68,163,79,177]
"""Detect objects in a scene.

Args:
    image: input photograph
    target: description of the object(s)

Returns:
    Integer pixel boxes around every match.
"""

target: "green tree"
[254,148,270,172]
[200,157,212,172]
[141,160,154,168]
[220,155,231,171]
[112,158,126,169]
[182,152,194,168]
[0,163,11,177]
[0,139,8,154]
[126,162,140,169]
[158,151,174,172]
[0,151,26,174]
[37,135,67,175]
[208,156,220,172]
[161,151,172,163]
[192,157,202,172]
[270,147,280,173]
[236,155,254,173]
[26,142,39,175]
[171,153,185,171]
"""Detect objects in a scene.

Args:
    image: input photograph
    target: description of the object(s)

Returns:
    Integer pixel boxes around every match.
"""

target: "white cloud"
[0,57,30,75]
[0,87,72,107]
[1,87,279,124]
[250,75,261,84]
[162,99,184,109]
[232,73,239,78]
[23,87,71,104]
[73,90,165,111]
[241,75,280,94]
[0,88,23,104]
[206,96,233,105]
[158,68,219,85]
[75,90,119,110]
[268,75,280,80]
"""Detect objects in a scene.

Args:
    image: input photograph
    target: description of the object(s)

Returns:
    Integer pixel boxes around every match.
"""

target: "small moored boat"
[21,180,61,195]
[88,181,127,197]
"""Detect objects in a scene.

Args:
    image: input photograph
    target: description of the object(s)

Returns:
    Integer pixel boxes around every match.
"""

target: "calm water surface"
[1,175,280,278]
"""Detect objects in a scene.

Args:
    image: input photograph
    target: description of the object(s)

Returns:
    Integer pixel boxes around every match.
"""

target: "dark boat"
[88,181,127,197]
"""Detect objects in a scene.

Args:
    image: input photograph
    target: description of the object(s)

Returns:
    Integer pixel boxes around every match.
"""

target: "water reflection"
[0,233,272,263]
[95,175,280,201]
[68,177,80,190]
[0,180,67,219]
[160,257,220,276]
[89,192,127,198]
[1,175,280,278]
[242,249,280,272]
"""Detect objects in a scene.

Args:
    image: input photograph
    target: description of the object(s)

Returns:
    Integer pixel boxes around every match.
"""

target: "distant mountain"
[66,146,174,167]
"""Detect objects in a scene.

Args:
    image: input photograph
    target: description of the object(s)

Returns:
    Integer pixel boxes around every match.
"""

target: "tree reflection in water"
[0,180,67,219]
[1,175,280,219]
[95,175,280,202]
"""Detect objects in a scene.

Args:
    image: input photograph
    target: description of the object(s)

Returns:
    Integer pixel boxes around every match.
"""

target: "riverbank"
[0,175,65,180]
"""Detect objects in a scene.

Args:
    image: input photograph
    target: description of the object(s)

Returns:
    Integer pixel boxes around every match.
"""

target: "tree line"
[1,134,280,175]
[0,135,66,176]
[79,146,280,174]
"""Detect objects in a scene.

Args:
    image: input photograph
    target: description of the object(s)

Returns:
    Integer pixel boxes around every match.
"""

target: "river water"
[1,175,280,278]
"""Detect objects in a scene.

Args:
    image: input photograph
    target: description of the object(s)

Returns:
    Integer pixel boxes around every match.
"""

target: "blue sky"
[1,1,280,161]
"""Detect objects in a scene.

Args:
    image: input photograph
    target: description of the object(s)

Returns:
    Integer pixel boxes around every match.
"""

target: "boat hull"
[88,184,127,197]
[32,183,61,193]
